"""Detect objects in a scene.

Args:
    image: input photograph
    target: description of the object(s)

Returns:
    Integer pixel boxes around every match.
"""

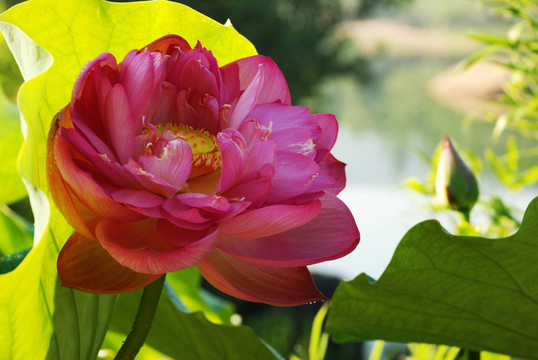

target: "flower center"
[159,125,216,154]
[154,123,221,179]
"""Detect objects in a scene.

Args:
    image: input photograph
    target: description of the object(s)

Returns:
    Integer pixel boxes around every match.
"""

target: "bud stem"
[115,275,166,360]
[458,209,471,223]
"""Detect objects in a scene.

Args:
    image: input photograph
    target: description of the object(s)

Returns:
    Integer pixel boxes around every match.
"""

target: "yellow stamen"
[149,123,221,179]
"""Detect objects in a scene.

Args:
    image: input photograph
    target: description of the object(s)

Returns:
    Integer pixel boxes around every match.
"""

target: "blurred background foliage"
[0,0,23,99]
[111,0,411,101]
[467,0,538,190]
[402,0,538,242]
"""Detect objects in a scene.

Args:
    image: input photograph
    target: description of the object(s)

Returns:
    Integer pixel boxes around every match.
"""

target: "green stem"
[115,275,166,360]
[458,209,470,223]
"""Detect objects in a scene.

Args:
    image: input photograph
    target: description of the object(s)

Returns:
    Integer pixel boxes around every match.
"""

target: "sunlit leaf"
[505,136,519,174]
[486,148,510,184]
[486,142,538,190]
[455,221,480,236]
[100,331,170,360]
[467,33,512,46]
[407,343,460,360]
[457,45,503,71]
[0,0,256,358]
[308,301,330,360]
[167,267,235,325]
[0,85,26,204]
[326,197,538,359]
[403,177,431,195]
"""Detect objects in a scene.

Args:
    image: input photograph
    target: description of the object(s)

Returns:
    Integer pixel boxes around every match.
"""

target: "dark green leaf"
[0,205,33,256]
[0,248,29,274]
[326,197,538,359]
[108,282,281,360]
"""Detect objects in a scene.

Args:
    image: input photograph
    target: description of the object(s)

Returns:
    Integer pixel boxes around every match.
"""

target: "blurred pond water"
[307,26,537,280]
[311,128,535,280]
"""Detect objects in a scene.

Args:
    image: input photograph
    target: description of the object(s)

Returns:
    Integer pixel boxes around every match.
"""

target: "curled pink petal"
[71,53,120,144]
[221,163,274,207]
[97,218,219,274]
[124,159,179,198]
[179,57,219,98]
[244,140,276,174]
[309,153,347,196]
[237,118,272,149]
[270,128,316,159]
[62,127,142,190]
[220,141,276,206]
[265,151,320,203]
[104,84,137,164]
[144,34,192,54]
[174,192,231,210]
[198,249,325,306]
[162,193,250,230]
[220,200,321,238]
[110,189,164,209]
[162,199,212,228]
[247,103,315,134]
[69,112,119,163]
[217,193,359,267]
[310,113,338,162]
[138,138,192,191]
[228,66,263,129]
[54,135,143,222]
[147,81,179,126]
[58,233,160,293]
[120,49,166,122]
[222,55,291,106]
[217,129,247,191]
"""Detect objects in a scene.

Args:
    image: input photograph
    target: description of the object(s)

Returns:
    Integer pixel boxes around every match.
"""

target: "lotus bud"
[435,136,479,214]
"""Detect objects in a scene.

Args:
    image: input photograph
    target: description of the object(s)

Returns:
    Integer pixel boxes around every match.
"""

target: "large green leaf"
[107,282,281,360]
[0,84,26,204]
[326,197,538,359]
[0,0,256,359]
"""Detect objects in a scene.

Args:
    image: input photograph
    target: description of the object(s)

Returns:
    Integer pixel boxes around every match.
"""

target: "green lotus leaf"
[0,85,26,204]
[107,282,281,359]
[327,197,538,359]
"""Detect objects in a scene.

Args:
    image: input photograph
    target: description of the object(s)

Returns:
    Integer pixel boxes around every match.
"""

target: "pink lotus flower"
[47,35,359,306]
